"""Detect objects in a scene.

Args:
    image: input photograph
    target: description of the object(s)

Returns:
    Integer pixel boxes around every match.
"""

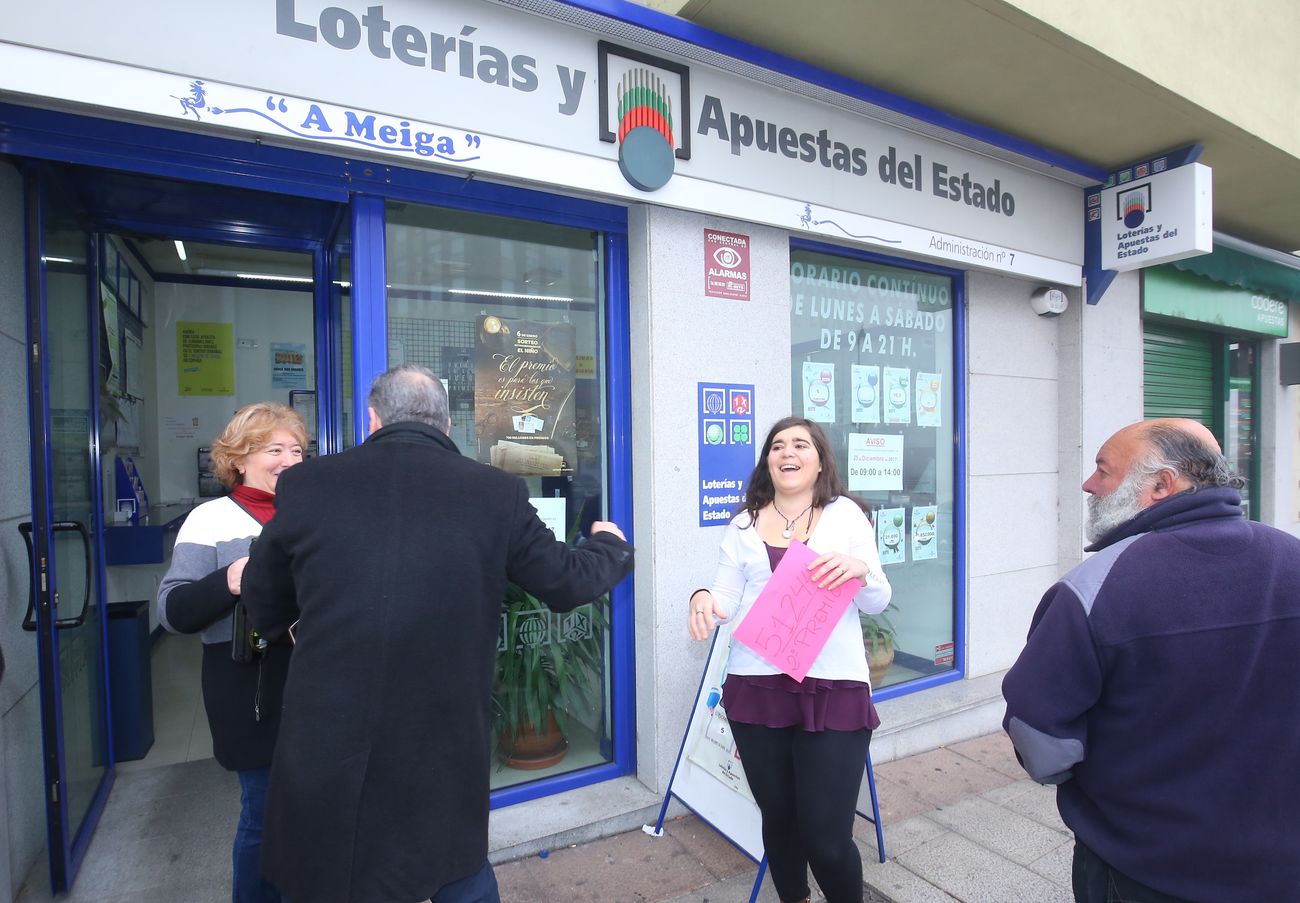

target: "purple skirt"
[722,673,881,732]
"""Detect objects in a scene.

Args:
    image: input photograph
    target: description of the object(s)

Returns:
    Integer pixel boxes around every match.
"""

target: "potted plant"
[861,603,899,687]
[492,584,609,770]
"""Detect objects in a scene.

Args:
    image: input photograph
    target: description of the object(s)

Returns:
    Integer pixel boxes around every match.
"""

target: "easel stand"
[644,629,886,903]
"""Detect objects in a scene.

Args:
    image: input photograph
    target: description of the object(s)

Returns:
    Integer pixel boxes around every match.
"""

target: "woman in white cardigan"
[689,417,891,903]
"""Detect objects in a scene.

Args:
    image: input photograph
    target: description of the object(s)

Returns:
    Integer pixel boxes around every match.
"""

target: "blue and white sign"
[1100,162,1212,271]
[698,382,754,527]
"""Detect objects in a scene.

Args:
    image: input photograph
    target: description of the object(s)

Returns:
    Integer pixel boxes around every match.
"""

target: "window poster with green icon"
[790,249,957,689]
[698,382,756,527]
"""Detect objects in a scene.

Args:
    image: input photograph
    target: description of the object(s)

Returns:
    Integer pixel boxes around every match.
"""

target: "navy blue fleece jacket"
[1003,487,1300,902]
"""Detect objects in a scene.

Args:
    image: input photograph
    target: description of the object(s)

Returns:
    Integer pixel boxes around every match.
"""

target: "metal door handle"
[19,521,93,630]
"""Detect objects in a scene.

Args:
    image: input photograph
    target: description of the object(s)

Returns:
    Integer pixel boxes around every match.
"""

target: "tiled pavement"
[495,731,1076,902]
[16,731,1072,902]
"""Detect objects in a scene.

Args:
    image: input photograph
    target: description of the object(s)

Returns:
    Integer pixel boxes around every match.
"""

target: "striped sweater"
[157,495,259,643]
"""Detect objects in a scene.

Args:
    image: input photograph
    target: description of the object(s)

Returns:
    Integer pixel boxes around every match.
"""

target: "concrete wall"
[1010,0,1300,162]
[963,271,1062,678]
[0,161,43,903]
[629,205,793,793]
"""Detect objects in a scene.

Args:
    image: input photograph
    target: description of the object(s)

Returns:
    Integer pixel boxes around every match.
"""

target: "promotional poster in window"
[474,314,577,475]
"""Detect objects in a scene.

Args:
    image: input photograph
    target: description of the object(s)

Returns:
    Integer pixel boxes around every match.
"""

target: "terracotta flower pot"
[498,709,569,770]
[868,644,895,688]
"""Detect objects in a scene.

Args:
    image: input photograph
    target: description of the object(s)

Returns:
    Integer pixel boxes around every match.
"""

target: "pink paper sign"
[732,540,859,682]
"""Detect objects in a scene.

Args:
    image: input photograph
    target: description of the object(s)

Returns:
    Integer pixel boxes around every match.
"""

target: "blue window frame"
[3,101,636,805]
[789,237,966,701]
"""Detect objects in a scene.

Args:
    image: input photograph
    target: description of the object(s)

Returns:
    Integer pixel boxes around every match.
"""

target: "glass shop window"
[385,201,612,787]
[790,249,958,690]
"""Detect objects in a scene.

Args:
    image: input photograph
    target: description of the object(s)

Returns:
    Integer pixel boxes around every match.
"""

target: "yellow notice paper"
[177,322,235,396]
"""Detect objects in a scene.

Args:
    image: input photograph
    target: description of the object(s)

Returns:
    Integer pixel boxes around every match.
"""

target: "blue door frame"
[4,101,637,816]
[23,163,117,893]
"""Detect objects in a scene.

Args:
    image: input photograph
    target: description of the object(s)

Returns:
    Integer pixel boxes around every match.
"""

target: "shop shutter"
[1143,324,1214,423]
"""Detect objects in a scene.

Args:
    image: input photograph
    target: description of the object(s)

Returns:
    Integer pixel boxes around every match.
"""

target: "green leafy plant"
[861,603,899,656]
[492,584,609,744]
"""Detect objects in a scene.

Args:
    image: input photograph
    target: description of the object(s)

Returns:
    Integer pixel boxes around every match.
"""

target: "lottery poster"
[876,507,907,565]
[916,372,942,428]
[883,367,911,424]
[851,364,881,424]
[802,361,836,423]
[911,505,938,560]
[474,315,576,475]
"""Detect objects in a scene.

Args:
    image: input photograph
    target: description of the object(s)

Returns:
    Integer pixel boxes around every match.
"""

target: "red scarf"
[231,484,276,525]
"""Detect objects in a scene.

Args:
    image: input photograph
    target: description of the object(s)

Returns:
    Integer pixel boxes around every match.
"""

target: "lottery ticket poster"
[803,361,836,423]
[883,367,911,424]
[876,507,907,565]
[851,364,881,424]
[916,372,942,428]
[911,505,938,560]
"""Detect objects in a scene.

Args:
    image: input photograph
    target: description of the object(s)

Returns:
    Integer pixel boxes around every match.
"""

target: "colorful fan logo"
[1122,196,1145,228]
[1118,185,1151,228]
[615,68,676,191]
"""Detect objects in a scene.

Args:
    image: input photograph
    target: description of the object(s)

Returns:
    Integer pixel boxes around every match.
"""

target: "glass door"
[23,167,114,892]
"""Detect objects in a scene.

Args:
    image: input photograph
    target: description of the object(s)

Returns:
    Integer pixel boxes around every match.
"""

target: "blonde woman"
[158,402,306,903]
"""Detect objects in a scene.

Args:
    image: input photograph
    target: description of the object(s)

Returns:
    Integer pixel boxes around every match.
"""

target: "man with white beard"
[1002,418,1300,903]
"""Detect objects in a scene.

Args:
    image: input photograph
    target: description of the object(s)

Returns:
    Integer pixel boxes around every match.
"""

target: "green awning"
[1171,239,1300,301]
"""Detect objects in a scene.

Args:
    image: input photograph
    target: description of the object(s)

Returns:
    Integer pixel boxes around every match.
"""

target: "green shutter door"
[1143,324,1215,425]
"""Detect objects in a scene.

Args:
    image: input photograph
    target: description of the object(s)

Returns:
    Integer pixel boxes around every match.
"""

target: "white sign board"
[1101,163,1212,271]
[0,0,1084,284]
[663,626,764,861]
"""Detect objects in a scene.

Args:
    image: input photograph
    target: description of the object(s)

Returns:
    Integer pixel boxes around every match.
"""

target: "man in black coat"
[242,364,633,903]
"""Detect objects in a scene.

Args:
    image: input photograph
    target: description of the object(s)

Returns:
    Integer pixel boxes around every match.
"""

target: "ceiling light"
[235,273,313,284]
[40,256,74,264]
[447,288,574,303]
[174,240,187,262]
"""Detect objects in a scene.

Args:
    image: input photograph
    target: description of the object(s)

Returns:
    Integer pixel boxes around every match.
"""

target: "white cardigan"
[709,496,892,683]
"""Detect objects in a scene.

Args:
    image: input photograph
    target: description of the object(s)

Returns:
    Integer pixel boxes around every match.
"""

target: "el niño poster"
[474,314,576,475]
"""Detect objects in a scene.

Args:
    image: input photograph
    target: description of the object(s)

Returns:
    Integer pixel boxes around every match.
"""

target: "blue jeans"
[234,767,282,903]
[430,860,500,903]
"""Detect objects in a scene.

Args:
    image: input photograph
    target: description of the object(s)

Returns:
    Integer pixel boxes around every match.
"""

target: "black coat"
[241,422,633,903]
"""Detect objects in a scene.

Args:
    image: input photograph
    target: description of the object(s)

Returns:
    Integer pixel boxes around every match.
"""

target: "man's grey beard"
[1086,468,1150,543]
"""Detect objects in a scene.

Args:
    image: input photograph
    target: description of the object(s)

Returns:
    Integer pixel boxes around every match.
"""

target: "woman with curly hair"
[158,402,306,903]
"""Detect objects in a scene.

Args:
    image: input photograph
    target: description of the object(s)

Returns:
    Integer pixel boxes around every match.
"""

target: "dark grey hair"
[367,364,450,431]
[1138,422,1246,491]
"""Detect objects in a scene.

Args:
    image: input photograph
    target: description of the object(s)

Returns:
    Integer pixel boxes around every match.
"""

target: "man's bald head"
[1083,418,1243,542]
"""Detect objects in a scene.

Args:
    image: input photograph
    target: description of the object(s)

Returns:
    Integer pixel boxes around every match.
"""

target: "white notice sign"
[847,433,904,492]
[530,497,567,540]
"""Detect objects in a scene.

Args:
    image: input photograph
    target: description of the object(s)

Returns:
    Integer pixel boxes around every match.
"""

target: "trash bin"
[106,600,155,762]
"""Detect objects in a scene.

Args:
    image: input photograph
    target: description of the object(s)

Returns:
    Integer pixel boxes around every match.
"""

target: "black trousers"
[729,722,872,903]
[1072,841,1192,903]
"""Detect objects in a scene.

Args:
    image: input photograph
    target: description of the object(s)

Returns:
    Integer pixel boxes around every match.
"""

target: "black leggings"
[729,722,872,903]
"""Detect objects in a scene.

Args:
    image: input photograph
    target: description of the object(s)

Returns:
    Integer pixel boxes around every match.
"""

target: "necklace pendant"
[782,527,793,539]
